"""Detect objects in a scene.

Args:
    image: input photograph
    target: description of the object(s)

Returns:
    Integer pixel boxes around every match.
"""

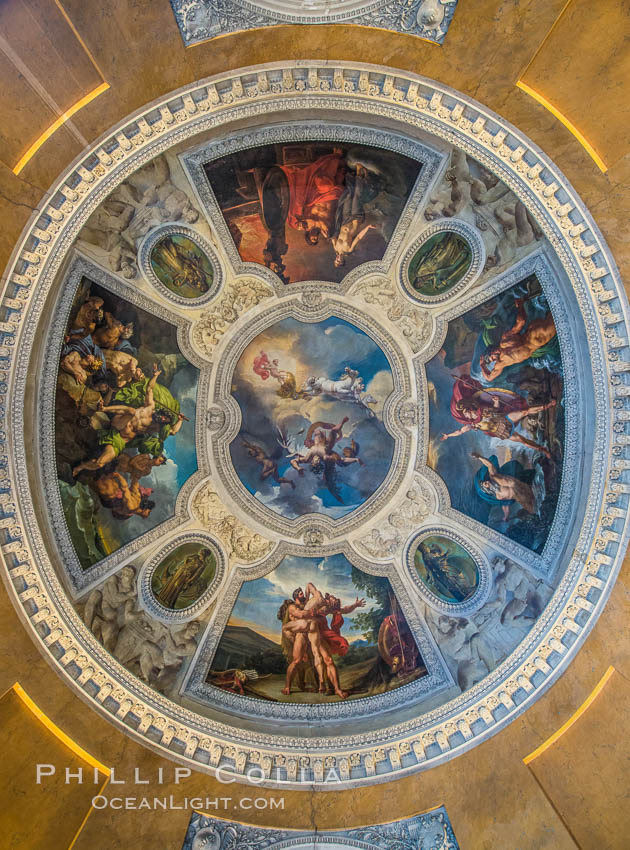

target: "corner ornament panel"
[170,0,460,47]
[1,61,628,789]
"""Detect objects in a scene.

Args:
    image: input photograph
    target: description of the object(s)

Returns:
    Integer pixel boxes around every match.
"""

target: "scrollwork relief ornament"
[300,290,323,310]
[350,275,431,352]
[397,399,419,428]
[302,526,325,547]
[358,474,434,558]
[206,407,225,431]
[191,277,273,358]
[191,484,273,562]
[169,0,460,48]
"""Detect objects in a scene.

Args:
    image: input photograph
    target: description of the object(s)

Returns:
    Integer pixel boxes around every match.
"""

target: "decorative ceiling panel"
[181,808,460,848]
[2,61,627,789]
[169,0,459,46]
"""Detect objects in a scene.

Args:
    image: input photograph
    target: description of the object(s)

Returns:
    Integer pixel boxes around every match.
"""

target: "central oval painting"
[229,317,395,519]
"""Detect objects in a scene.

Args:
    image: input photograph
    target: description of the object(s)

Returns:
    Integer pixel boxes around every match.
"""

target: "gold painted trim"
[523,665,615,764]
[12,82,109,176]
[11,682,111,776]
[515,81,607,173]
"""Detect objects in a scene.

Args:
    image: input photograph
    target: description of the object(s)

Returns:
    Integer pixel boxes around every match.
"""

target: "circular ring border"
[138,224,222,307]
[404,527,492,616]
[1,60,628,788]
[399,217,485,305]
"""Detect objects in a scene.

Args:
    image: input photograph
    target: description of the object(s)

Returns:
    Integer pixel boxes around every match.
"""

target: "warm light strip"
[11,682,111,776]
[66,773,110,850]
[12,81,109,176]
[523,665,615,764]
[516,80,608,173]
[52,0,108,81]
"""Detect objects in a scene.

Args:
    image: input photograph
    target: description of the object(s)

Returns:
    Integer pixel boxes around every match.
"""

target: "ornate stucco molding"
[1,61,627,788]
[207,296,413,541]
[169,0,459,47]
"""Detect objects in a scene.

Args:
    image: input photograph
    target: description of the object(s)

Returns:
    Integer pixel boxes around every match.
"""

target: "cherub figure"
[241,438,295,489]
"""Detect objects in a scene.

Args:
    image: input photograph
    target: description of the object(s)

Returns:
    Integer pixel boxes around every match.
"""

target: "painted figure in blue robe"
[60,333,108,385]
[416,540,477,603]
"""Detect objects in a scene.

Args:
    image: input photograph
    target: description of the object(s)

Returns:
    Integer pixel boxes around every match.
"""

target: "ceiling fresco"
[57,278,200,569]
[44,123,580,721]
[3,63,627,788]
[169,0,460,47]
[229,315,396,518]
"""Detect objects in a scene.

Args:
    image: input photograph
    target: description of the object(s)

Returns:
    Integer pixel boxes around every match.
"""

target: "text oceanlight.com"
[90,796,284,811]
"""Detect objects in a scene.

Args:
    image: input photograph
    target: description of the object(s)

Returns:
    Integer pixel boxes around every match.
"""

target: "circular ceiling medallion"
[405,528,491,615]
[139,532,226,624]
[401,218,484,304]
[2,61,628,788]
[139,224,221,306]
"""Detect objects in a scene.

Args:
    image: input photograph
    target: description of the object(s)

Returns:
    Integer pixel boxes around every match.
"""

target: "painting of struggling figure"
[229,316,395,519]
[426,274,564,553]
[203,141,421,283]
[54,278,199,569]
[208,554,426,703]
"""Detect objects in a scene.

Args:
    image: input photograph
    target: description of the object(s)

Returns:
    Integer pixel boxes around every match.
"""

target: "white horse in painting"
[300,367,377,413]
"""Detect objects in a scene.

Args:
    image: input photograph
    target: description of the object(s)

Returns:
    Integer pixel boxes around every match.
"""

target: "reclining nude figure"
[479,297,557,383]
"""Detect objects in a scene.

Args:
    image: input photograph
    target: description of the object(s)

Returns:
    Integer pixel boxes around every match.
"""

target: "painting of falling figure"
[54,278,199,568]
[426,274,564,553]
[203,141,421,283]
[207,554,426,704]
[229,316,395,519]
